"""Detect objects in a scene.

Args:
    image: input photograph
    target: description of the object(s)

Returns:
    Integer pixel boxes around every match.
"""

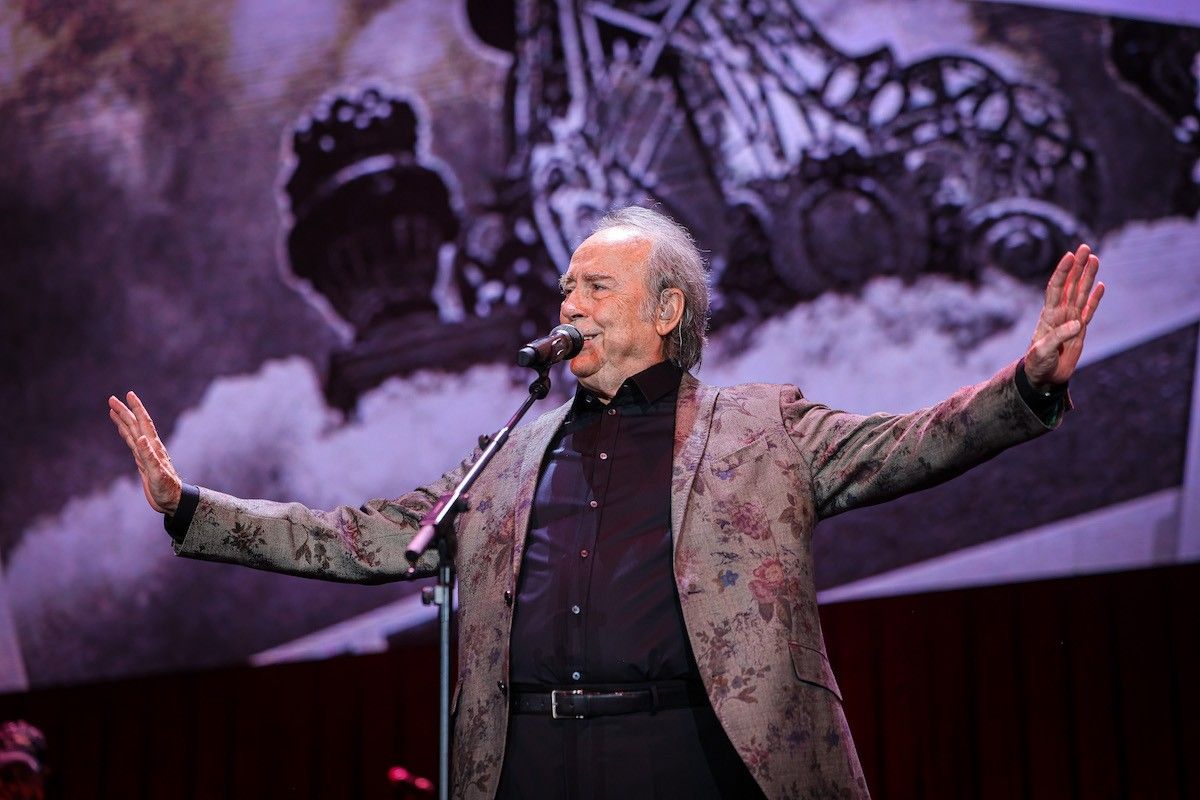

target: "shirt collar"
[573,360,684,411]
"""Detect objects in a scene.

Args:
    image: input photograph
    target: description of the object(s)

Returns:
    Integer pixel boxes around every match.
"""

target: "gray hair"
[592,205,710,370]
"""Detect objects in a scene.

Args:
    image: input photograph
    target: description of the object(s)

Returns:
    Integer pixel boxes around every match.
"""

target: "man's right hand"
[108,391,183,515]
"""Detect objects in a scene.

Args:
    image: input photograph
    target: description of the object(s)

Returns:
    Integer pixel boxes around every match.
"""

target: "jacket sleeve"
[781,360,1067,519]
[171,448,480,583]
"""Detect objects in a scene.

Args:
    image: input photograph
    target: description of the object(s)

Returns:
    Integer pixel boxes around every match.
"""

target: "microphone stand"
[404,368,553,800]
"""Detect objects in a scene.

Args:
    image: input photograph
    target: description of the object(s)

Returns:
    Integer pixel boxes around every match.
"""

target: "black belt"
[510,681,706,720]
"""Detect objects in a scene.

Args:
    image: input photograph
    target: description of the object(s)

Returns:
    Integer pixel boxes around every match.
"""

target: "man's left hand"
[1024,244,1105,391]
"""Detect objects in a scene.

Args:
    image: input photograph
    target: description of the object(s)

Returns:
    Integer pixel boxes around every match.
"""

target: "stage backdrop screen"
[1,0,1198,690]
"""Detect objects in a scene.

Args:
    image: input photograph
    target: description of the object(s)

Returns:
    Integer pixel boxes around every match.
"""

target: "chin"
[569,352,600,377]
[569,361,596,379]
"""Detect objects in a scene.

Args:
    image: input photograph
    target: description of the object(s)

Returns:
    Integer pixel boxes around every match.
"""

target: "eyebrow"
[559,272,616,290]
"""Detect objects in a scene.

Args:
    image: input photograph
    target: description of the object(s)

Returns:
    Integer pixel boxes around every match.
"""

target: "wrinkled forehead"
[564,226,653,279]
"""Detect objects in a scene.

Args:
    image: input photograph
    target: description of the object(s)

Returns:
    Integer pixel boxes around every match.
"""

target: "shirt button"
[599,452,608,460]
[607,408,616,416]
[580,549,589,559]
[589,500,598,508]
[503,590,513,607]
[571,604,581,615]
[571,671,582,681]
[497,681,507,695]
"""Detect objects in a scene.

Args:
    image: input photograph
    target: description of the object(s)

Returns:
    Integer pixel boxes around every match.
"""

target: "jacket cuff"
[1014,359,1070,427]
[163,483,200,544]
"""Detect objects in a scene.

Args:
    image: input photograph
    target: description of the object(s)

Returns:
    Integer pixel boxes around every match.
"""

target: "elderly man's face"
[560,227,664,401]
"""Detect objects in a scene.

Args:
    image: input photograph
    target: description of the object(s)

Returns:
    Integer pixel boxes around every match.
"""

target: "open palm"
[1024,244,1105,389]
[108,391,183,514]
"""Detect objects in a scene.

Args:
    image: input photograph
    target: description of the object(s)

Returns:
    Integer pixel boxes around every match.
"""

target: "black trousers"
[496,701,766,799]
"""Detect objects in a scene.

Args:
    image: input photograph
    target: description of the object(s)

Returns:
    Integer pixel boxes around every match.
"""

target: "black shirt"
[509,359,692,687]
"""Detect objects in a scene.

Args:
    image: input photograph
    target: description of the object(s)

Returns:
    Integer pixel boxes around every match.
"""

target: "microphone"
[516,323,584,369]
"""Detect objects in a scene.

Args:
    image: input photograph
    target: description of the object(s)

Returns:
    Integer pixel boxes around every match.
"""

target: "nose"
[560,288,584,323]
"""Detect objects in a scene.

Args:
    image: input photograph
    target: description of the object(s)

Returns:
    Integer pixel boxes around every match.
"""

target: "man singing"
[109,206,1103,799]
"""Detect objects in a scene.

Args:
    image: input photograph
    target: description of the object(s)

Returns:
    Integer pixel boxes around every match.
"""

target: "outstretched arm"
[789,244,1106,518]
[107,390,475,581]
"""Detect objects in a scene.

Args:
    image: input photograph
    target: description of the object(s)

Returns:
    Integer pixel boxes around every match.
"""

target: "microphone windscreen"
[552,323,584,358]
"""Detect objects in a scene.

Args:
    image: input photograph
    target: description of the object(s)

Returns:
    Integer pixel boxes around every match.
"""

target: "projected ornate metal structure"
[469,0,1095,325]
[282,2,1102,406]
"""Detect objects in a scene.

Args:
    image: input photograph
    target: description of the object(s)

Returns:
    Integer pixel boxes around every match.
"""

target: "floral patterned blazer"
[174,360,1059,799]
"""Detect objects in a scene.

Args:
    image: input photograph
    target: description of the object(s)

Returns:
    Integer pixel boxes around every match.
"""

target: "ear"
[654,288,685,337]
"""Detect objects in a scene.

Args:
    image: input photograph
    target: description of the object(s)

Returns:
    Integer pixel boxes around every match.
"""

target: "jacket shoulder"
[712,381,796,417]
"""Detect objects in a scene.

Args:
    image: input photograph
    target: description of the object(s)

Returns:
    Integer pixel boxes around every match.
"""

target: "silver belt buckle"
[551,689,585,719]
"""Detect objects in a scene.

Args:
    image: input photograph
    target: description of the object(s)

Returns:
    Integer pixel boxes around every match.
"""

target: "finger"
[112,413,155,479]
[108,395,138,436]
[110,406,151,483]
[1044,250,1074,306]
[112,394,155,458]
[1069,252,1099,310]
[1051,318,1083,348]
[1060,245,1089,309]
[1032,319,1082,361]
[109,406,149,459]
[1082,281,1105,325]
[126,391,162,441]
[109,407,139,451]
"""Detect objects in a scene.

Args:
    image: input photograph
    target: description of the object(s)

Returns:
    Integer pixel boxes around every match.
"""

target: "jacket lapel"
[670,373,719,555]
[509,396,572,579]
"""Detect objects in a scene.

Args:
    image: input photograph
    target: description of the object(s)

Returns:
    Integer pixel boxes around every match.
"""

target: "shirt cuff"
[163,483,200,544]
[1014,359,1068,425]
